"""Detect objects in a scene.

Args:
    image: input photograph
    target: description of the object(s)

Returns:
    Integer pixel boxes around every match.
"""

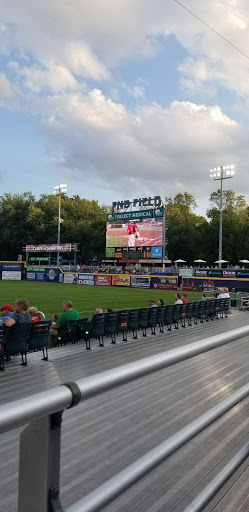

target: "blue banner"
[26,271,45,282]
[151,247,163,258]
[78,274,95,285]
[2,262,22,271]
[45,268,60,282]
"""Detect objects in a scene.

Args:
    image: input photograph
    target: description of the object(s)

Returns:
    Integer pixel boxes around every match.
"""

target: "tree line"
[0,190,247,264]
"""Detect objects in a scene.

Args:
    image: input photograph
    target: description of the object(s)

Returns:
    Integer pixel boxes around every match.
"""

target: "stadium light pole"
[210,165,235,269]
[53,184,67,266]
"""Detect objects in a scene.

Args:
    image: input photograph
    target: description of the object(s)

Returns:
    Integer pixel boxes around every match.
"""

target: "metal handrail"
[1,325,249,512]
[1,325,249,435]
[66,383,249,512]
[183,441,249,512]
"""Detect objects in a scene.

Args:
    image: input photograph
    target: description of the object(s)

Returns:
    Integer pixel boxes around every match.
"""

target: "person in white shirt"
[217,288,225,299]
[223,287,230,298]
[174,293,183,304]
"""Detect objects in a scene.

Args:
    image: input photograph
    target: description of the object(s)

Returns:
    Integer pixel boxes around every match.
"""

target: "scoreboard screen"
[106,208,164,259]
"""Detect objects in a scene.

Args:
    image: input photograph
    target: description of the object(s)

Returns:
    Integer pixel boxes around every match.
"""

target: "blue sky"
[0,0,249,214]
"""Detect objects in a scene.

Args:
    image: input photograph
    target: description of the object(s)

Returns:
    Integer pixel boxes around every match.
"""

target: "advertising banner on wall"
[2,271,22,281]
[236,270,249,279]
[2,262,22,271]
[179,268,193,277]
[26,267,46,281]
[95,275,112,286]
[131,276,151,289]
[64,273,78,284]
[195,269,208,277]
[152,276,177,290]
[112,275,130,287]
[45,268,60,282]
[222,270,237,278]
[78,274,95,285]
[207,270,223,278]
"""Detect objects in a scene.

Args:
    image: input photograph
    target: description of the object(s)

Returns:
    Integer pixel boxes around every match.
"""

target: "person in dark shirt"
[4,299,31,327]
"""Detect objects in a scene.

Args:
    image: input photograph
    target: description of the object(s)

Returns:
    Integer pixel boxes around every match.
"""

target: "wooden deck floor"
[1,310,249,511]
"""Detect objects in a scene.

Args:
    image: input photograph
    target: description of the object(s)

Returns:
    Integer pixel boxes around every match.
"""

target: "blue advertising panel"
[78,274,95,285]
[151,246,163,259]
[45,268,60,282]
[26,268,46,281]
[2,262,22,271]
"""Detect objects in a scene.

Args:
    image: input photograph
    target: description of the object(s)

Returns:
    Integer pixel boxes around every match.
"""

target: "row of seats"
[0,321,50,371]
[74,299,230,348]
[0,299,229,369]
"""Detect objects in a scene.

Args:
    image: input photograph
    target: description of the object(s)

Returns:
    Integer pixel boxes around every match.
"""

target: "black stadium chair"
[186,302,194,326]
[57,320,79,345]
[28,320,51,361]
[0,326,7,371]
[138,308,149,336]
[5,323,31,365]
[91,314,106,347]
[77,318,92,349]
[179,303,187,327]
[164,305,174,331]
[172,304,181,329]
[105,311,118,344]
[147,307,158,335]
[128,309,139,339]
[156,306,166,332]
[116,310,129,341]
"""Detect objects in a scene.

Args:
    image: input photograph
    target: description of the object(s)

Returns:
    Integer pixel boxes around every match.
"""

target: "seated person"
[27,307,40,323]
[3,299,31,361]
[158,299,164,306]
[0,304,13,324]
[217,288,225,299]
[175,293,183,304]
[96,308,103,314]
[181,294,189,303]
[48,314,59,348]
[4,299,31,327]
[48,301,80,348]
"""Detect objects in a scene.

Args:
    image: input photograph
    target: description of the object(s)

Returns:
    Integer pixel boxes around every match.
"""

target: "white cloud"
[127,85,145,99]
[17,63,82,93]
[0,73,15,98]
[39,89,243,200]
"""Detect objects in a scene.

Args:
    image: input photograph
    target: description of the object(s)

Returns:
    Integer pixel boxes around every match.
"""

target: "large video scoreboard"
[106,208,164,259]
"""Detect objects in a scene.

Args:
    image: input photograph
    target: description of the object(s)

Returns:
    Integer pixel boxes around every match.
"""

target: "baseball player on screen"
[127,221,138,247]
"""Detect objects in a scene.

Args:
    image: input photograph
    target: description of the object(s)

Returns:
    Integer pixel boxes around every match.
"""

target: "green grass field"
[0,281,202,318]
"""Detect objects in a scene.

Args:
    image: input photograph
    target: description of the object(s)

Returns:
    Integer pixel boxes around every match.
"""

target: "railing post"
[18,411,65,512]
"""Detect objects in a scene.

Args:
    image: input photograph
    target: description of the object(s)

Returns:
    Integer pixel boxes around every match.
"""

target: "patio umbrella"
[194,259,207,263]
[214,260,228,264]
[239,259,249,264]
[174,259,186,263]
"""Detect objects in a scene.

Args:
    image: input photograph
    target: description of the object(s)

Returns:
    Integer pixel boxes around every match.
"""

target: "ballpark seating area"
[0,299,230,367]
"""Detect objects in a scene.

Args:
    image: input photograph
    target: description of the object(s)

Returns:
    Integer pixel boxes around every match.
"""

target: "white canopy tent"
[214,260,228,264]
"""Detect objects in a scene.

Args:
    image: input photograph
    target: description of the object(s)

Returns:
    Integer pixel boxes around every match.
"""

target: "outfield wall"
[0,262,249,291]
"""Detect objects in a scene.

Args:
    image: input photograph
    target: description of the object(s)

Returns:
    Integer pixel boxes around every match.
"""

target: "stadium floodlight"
[53,184,68,266]
[210,165,235,269]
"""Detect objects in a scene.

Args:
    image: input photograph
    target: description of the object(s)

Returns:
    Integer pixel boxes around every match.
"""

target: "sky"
[0,0,249,215]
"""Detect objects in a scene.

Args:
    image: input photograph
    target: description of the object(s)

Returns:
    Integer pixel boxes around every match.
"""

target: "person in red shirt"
[181,294,189,303]
[27,307,40,322]
[127,222,138,247]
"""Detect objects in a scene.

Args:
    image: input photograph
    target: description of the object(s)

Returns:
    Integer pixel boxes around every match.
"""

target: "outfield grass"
[0,281,202,318]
